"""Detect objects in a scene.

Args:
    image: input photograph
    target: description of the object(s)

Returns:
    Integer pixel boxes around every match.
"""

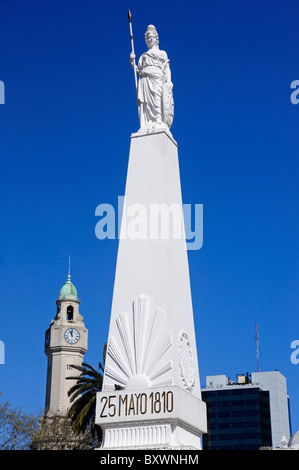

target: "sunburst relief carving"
[105,295,173,389]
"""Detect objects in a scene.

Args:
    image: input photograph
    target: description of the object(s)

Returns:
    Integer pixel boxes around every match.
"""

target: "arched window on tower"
[67,305,74,321]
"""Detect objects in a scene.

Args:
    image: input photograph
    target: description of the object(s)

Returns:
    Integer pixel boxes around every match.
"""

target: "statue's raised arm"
[130,25,174,133]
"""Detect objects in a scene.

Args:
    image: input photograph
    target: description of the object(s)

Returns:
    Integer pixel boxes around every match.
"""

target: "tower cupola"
[58,256,79,301]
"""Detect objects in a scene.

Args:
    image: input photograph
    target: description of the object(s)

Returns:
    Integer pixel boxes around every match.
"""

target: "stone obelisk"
[95,22,207,450]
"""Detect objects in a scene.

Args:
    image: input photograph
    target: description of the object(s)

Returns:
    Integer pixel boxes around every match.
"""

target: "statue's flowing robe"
[137,46,170,126]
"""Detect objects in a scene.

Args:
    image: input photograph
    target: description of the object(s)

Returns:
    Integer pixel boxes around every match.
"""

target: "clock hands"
[64,328,80,344]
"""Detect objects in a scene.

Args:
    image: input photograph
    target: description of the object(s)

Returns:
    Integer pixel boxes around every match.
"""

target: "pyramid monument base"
[96,385,206,450]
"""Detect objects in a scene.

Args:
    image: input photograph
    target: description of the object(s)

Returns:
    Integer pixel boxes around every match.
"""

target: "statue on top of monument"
[129,24,174,132]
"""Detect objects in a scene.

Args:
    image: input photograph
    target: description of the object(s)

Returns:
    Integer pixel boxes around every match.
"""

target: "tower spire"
[58,255,78,301]
[68,254,71,280]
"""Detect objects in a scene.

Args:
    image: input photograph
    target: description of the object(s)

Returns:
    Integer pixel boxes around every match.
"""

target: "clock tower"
[44,260,88,414]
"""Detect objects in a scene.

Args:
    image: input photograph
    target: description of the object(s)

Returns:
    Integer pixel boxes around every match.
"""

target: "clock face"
[64,328,80,345]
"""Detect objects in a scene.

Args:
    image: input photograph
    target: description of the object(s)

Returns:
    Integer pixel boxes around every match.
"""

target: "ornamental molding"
[105,295,172,388]
[178,330,195,393]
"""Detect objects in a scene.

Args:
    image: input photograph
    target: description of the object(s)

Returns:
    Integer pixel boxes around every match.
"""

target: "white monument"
[95,18,207,450]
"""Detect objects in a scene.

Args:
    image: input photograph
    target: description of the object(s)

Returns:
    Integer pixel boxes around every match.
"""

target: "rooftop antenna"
[255,321,260,372]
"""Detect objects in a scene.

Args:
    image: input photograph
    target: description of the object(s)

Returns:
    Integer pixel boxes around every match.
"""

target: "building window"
[67,306,74,321]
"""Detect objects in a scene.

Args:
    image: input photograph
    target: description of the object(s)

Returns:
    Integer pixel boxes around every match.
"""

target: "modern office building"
[202,370,291,450]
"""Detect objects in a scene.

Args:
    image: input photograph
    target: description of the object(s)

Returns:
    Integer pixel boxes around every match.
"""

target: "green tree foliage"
[0,401,39,450]
[31,412,96,450]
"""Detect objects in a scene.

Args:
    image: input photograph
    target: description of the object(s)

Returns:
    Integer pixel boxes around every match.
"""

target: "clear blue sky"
[0,0,298,435]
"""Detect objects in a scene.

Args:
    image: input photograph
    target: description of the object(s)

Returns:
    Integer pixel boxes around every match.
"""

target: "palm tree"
[67,343,106,443]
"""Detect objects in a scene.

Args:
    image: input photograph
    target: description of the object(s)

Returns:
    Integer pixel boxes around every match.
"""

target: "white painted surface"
[96,386,206,449]
[97,130,206,449]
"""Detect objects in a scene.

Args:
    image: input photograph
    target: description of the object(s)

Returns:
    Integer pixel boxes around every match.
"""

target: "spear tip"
[128,9,132,22]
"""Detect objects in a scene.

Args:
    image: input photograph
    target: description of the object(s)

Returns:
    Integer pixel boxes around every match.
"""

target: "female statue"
[130,25,174,131]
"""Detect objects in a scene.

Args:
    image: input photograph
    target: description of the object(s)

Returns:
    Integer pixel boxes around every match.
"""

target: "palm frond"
[66,343,106,442]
